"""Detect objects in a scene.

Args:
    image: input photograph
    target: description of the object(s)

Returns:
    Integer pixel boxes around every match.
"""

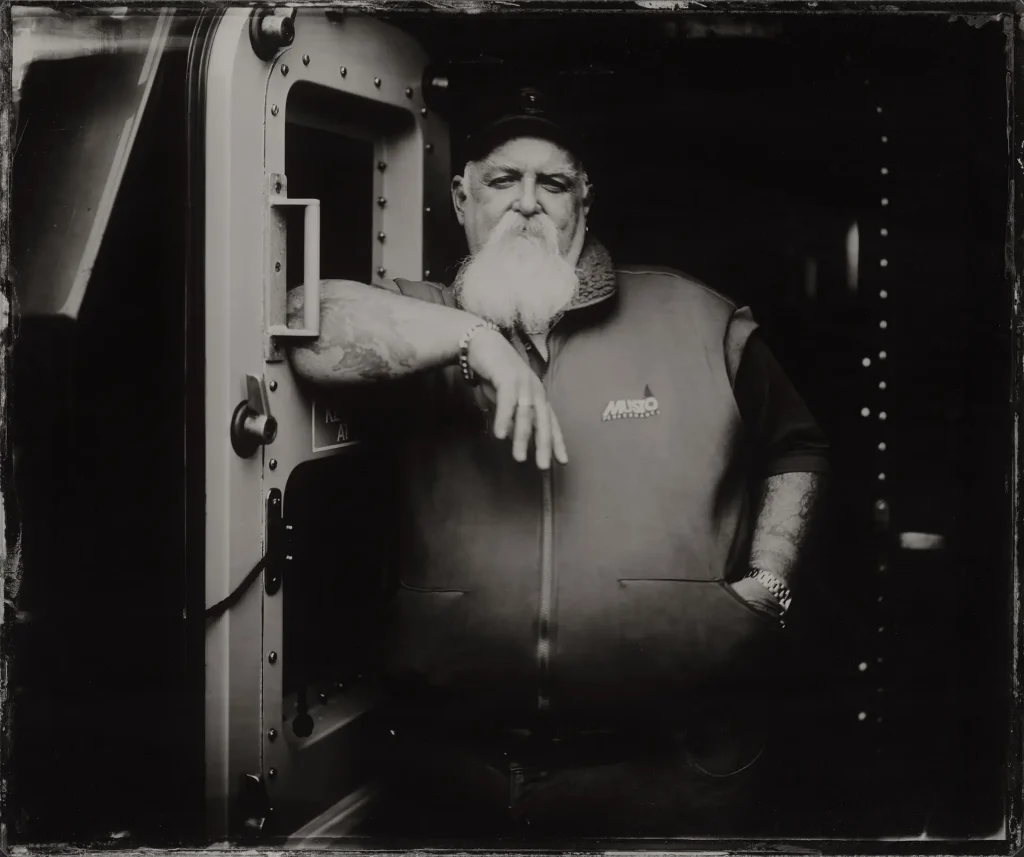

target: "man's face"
[452,137,591,260]
[449,137,592,334]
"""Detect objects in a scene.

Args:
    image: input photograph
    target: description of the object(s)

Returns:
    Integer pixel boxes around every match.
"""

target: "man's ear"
[451,174,468,226]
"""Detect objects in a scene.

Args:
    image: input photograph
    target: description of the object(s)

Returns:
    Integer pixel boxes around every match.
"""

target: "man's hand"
[467,329,569,470]
[729,577,783,620]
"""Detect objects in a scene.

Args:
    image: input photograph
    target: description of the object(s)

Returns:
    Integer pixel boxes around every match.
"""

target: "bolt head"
[319,692,328,703]
[424,269,432,278]
[340,66,347,77]
[269,459,278,470]
[377,161,387,172]
[406,87,414,97]
[274,261,281,272]
[420,108,428,117]
[270,104,279,117]
[268,728,278,741]
[377,231,386,242]
[377,267,386,277]
[377,196,386,207]
[269,380,278,392]
[281,64,289,76]
[268,768,278,779]
[268,651,278,664]
[425,143,434,153]
[374,77,382,87]
[302,54,310,66]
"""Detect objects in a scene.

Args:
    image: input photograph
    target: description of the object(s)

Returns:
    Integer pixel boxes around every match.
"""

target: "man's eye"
[488,176,517,189]
[541,181,568,193]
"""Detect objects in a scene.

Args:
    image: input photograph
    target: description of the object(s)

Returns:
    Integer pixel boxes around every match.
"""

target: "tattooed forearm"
[285,280,480,385]
[749,472,826,587]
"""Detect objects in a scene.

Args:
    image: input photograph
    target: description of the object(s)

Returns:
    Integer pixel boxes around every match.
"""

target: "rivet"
[880,320,888,329]
[425,143,434,153]
[879,561,888,573]
[302,54,310,66]
[878,626,885,633]
[876,106,883,113]
[420,107,428,117]
[269,459,278,470]
[877,656,884,663]
[858,662,868,672]
[880,289,888,299]
[406,87,414,98]
[377,266,386,277]
[880,258,888,267]
[858,711,867,721]
[881,197,889,206]
[268,651,278,664]
[269,380,278,392]
[275,261,282,272]
[268,729,278,741]
[377,231,386,243]
[861,407,871,417]
[878,441,887,451]
[879,381,887,390]
[877,595,884,603]
[340,66,347,77]
[879,411,887,420]
[424,206,432,214]
[880,228,888,237]
[877,716,883,723]
[424,269,432,278]
[862,357,872,367]
[377,196,387,207]
[881,167,889,175]
[374,77,382,87]
[271,104,279,116]
[378,161,387,172]
[268,767,278,779]
[879,351,887,360]
[881,135,888,143]
[878,472,886,481]
[281,64,289,76]
[319,691,328,704]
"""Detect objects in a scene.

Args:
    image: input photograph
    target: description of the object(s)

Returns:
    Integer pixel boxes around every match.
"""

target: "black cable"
[204,555,267,621]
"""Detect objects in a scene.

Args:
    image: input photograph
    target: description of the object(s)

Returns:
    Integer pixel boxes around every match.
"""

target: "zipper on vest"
[524,328,558,714]
[538,468,554,712]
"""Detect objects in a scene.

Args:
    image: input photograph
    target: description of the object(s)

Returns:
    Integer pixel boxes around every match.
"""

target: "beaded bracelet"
[459,321,501,386]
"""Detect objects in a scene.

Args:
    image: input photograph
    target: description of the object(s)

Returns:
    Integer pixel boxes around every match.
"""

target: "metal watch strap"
[744,567,793,615]
[459,321,501,387]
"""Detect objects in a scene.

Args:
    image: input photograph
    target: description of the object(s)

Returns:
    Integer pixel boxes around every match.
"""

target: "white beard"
[453,211,579,335]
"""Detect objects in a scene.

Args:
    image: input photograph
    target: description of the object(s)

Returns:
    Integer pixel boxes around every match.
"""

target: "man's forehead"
[478,137,580,175]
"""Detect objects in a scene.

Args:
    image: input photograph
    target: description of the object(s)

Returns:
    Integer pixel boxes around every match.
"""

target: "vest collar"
[568,236,617,313]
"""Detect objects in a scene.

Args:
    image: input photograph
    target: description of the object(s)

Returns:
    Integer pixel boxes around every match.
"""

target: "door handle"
[266,177,321,340]
[231,374,278,458]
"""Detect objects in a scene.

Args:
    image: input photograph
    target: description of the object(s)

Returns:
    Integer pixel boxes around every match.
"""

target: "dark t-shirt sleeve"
[734,331,830,478]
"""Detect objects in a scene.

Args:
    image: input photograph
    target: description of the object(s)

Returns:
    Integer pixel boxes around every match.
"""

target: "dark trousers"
[369,712,775,840]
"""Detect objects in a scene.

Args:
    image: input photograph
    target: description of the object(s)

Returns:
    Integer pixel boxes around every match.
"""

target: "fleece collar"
[568,236,617,312]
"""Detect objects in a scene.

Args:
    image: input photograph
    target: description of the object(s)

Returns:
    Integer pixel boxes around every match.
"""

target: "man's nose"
[514,178,540,216]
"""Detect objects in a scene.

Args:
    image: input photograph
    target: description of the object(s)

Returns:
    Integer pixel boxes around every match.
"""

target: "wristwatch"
[744,567,793,616]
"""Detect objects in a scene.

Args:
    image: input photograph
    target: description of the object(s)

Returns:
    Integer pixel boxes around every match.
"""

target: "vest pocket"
[386,582,470,687]
[615,579,783,714]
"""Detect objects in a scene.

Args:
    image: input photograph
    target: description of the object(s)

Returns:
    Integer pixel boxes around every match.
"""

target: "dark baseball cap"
[463,84,587,164]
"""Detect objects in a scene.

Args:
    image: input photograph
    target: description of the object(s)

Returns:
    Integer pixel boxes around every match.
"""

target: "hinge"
[235,772,272,841]
[265,488,292,597]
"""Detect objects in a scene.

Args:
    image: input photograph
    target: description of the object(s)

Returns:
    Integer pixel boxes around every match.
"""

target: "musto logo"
[602,385,660,421]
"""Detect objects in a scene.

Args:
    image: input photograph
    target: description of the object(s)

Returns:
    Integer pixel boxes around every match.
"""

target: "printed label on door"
[312,400,360,452]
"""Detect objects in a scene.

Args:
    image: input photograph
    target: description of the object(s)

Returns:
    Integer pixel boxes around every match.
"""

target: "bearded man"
[287,86,829,838]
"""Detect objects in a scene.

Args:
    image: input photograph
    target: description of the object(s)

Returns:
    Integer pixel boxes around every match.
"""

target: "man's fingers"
[533,392,553,470]
[549,406,569,465]
[493,377,515,440]
[512,385,535,463]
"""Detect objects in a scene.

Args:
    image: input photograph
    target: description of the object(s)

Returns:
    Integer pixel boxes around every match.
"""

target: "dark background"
[7,9,1013,845]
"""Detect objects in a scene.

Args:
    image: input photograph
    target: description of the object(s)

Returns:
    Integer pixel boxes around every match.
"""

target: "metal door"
[201,8,449,842]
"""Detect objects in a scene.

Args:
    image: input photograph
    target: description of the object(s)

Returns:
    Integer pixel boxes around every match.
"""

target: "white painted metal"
[203,6,449,841]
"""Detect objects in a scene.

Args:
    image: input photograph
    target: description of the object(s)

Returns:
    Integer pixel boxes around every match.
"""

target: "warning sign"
[311,400,360,452]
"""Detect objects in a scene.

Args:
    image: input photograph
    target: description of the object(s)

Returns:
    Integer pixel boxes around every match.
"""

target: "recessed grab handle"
[267,192,321,338]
